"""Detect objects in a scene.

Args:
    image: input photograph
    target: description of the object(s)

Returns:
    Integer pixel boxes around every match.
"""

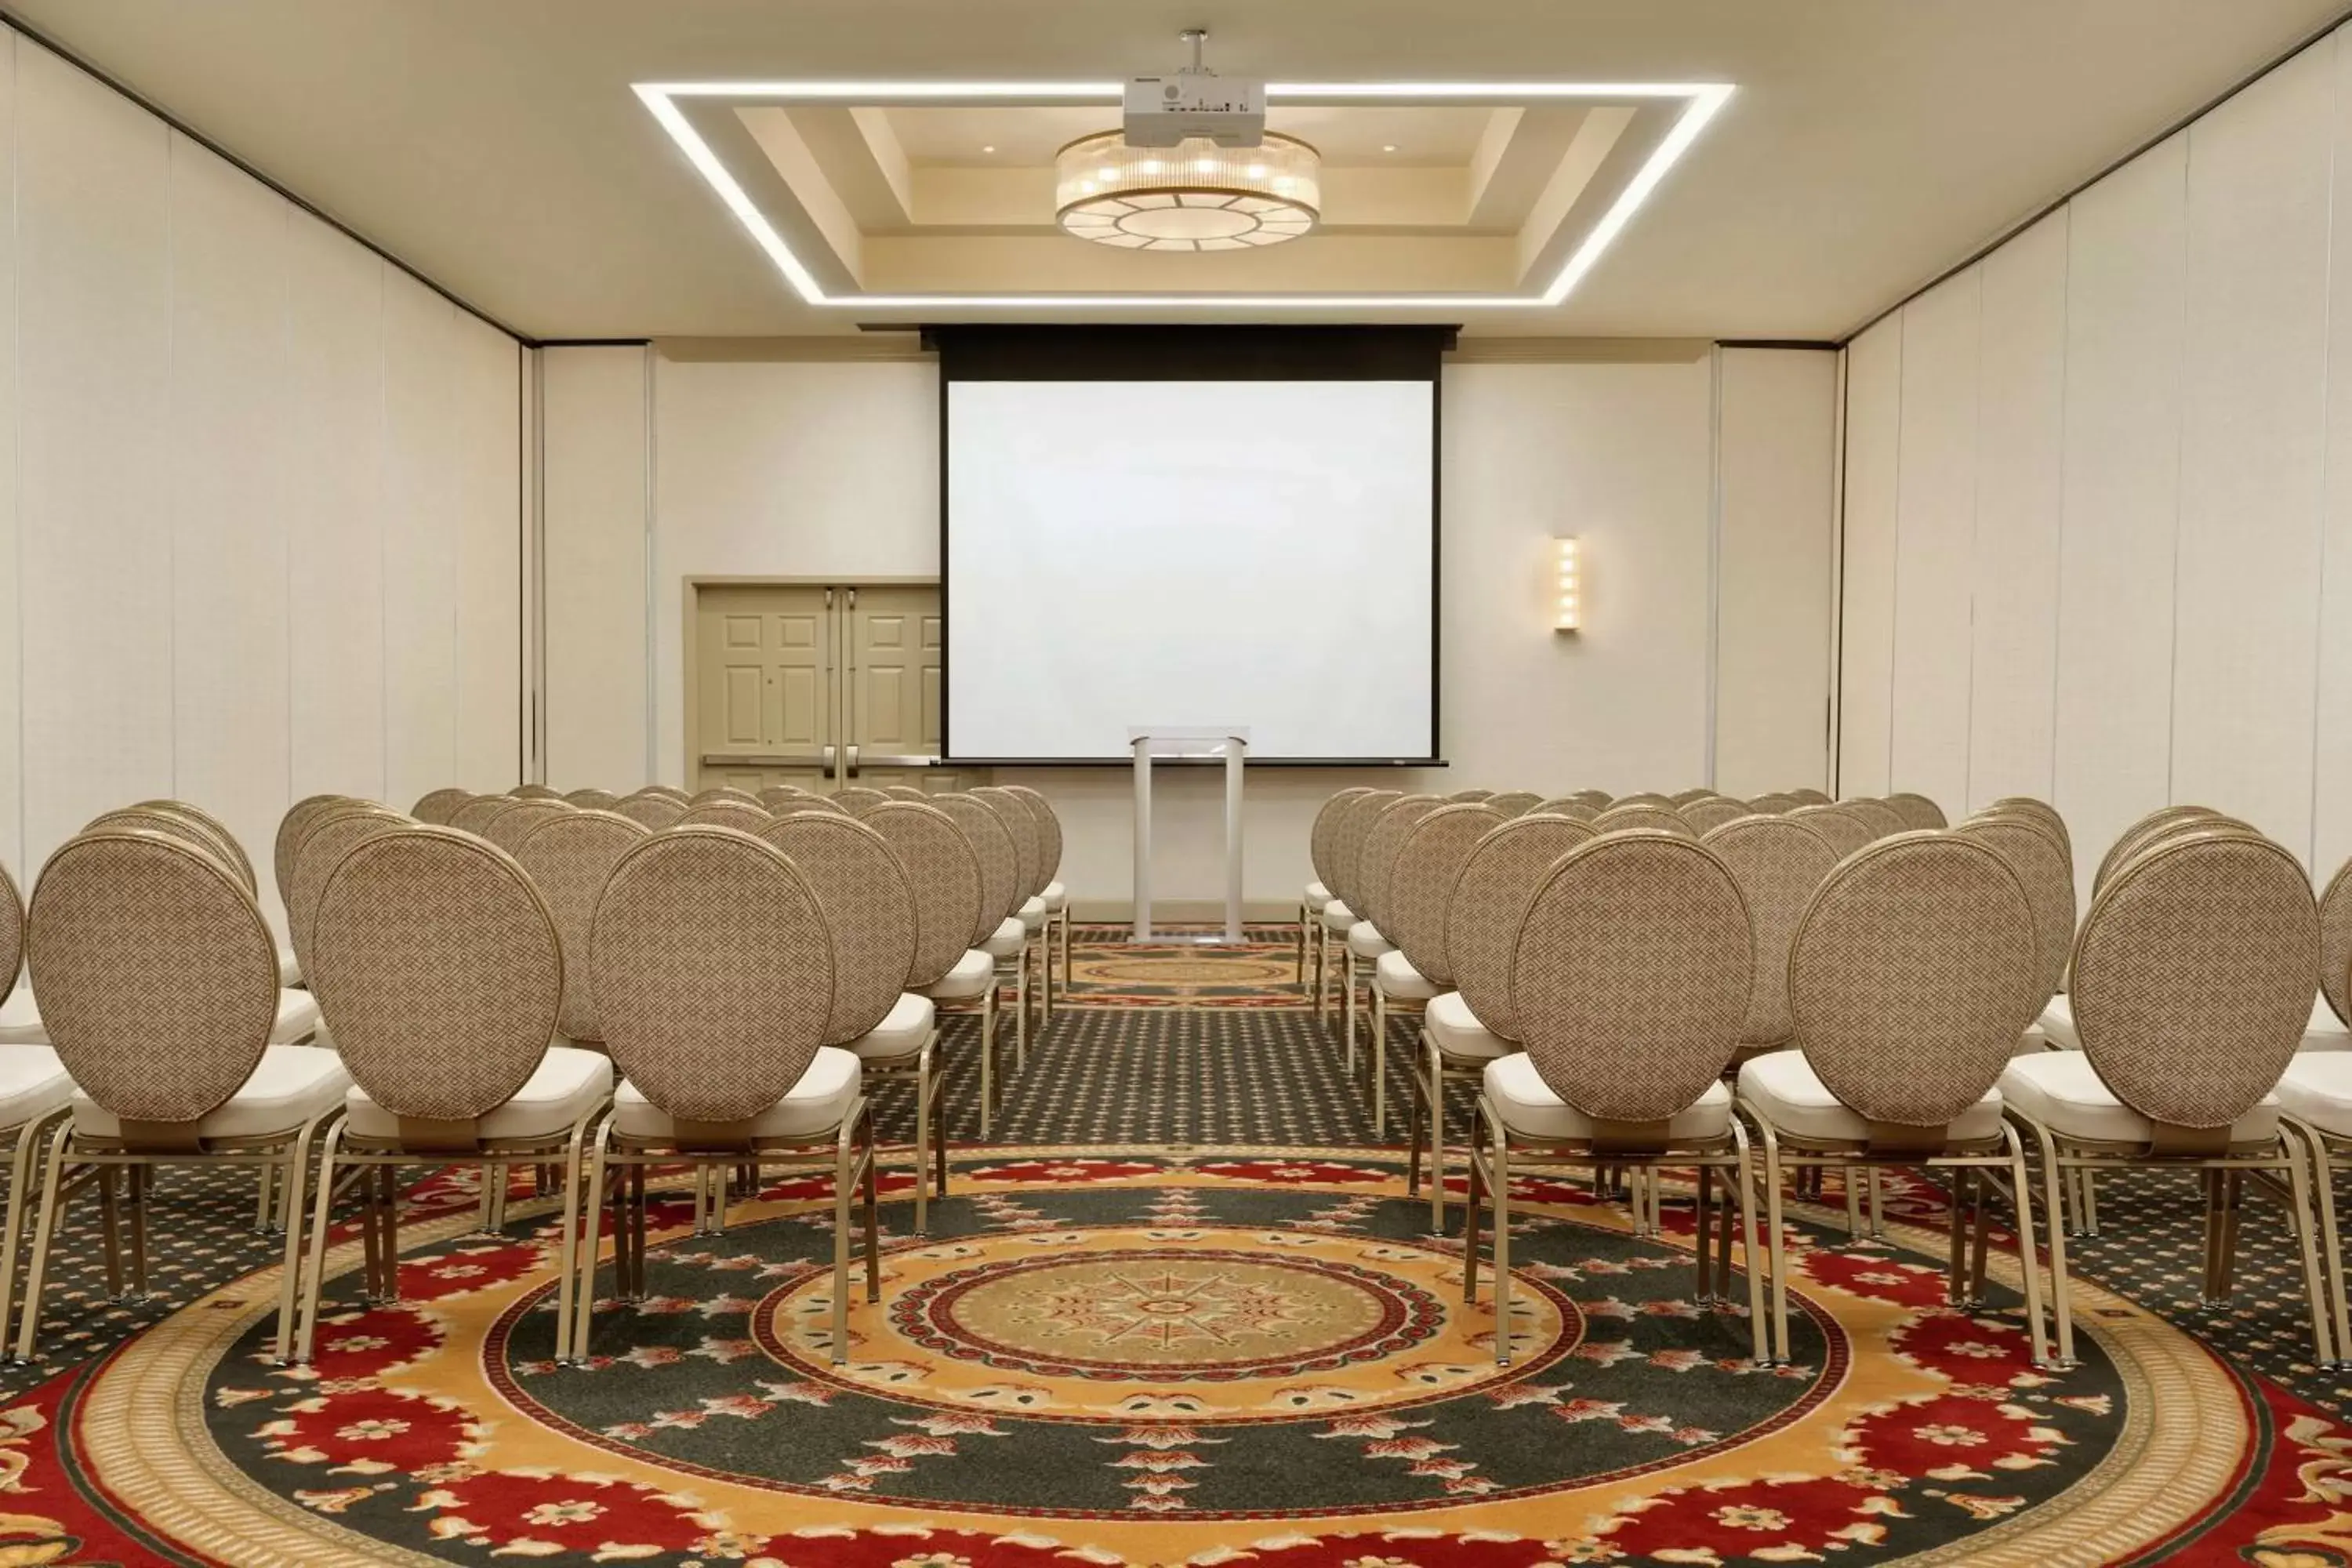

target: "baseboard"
[1070,898,1300,924]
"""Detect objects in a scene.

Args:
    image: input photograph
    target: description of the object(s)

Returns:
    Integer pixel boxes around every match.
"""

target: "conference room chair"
[411,787,474,825]
[882,785,928,801]
[1608,792,1678,811]
[564,787,621,811]
[756,786,805,808]
[1464,831,1769,1366]
[1302,787,1375,1009]
[1000,786,1069,1016]
[512,784,563,801]
[833,786,890,814]
[122,800,299,987]
[1524,796,1597,822]
[287,805,412,987]
[1680,796,1751,835]
[1358,793,1445,1134]
[1957,810,2075,1048]
[973,787,1050,1051]
[448,794,522,837]
[1991,795,2071,859]
[1671,788,1719,806]
[1838,797,1908,839]
[1999,826,2330,1368]
[1444,788,1493,802]
[931,795,1029,1068]
[16,829,352,1363]
[1748,793,1800,815]
[1569,789,1613,810]
[296,826,612,1363]
[514,808,649,1055]
[1788,788,1833,807]
[1327,789,1401,1069]
[1884,792,1949,831]
[485,797,573,854]
[1483,790,1544,818]
[1704,815,1838,1069]
[1591,801,1695,837]
[689,786,761,808]
[2278,857,2352,1363]
[0,863,73,1357]
[758,811,943,1229]
[274,793,360,912]
[576,826,879,1364]
[674,799,771,833]
[1786,802,1872,861]
[1739,832,2053,1367]
[1410,811,1592,1227]
[642,785,691,804]
[614,790,687,830]
[771,795,850,818]
[862,800,1002,1132]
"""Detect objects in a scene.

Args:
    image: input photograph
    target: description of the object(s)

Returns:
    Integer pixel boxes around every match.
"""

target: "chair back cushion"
[1989,796,2070,853]
[1388,804,1506,986]
[772,796,850,818]
[2072,828,2318,1129]
[449,795,521,837]
[615,792,687,831]
[1592,803,1694,838]
[85,808,242,885]
[1329,789,1400,911]
[759,813,918,1044]
[1513,833,1753,1123]
[2092,804,2220,895]
[883,785,931,803]
[690,786,760,808]
[1789,802,1873,860]
[1360,795,1443,937]
[0,862,20,997]
[1002,785,1065,886]
[862,800,985,985]
[132,800,256,892]
[930,794,1020,937]
[833,786,890,814]
[312,827,561,1122]
[485,798,572,853]
[1447,815,1595,1042]
[514,809,650,1043]
[274,793,359,909]
[1308,788,1376,891]
[289,804,410,978]
[565,788,621,811]
[1883,793,1948,830]
[2321,855,2352,1029]
[1484,791,1544,818]
[1445,789,1493,803]
[675,800,771,833]
[411,788,474,826]
[1956,811,2075,1007]
[1748,793,1798,815]
[1680,797,1750,835]
[1838,798,1908,839]
[30,832,278,1124]
[1789,833,2039,1127]
[1702,815,1838,1046]
[972,787,1043,902]
[592,827,834,1123]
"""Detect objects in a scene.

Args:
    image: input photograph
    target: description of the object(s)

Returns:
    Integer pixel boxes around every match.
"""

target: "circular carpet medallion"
[52,1149,2285,1566]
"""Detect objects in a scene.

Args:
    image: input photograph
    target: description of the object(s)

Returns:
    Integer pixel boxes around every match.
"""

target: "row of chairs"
[0,779,1073,1365]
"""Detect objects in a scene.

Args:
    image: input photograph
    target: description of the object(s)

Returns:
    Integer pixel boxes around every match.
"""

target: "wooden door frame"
[681,575,941,787]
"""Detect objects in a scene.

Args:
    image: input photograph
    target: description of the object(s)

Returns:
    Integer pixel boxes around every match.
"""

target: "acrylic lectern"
[1128,727,1247,945]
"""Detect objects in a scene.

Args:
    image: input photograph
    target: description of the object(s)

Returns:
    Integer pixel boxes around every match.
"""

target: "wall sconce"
[1552,536,1581,633]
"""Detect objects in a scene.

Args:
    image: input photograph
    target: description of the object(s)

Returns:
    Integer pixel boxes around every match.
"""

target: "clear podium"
[1129,726,1247,945]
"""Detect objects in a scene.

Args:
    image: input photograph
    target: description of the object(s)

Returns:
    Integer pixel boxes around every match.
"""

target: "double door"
[692,582,970,795]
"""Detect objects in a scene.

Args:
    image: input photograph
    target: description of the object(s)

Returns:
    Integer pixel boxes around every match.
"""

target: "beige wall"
[541,343,1838,911]
[0,37,524,930]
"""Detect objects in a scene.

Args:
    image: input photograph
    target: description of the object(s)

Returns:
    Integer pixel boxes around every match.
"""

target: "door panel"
[845,584,947,792]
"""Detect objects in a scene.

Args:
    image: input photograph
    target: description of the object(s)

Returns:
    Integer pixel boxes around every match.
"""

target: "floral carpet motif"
[5,1150,2350,1565]
[1062,925,1310,1008]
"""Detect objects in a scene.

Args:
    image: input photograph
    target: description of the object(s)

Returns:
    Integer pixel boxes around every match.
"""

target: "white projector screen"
[944,379,1437,761]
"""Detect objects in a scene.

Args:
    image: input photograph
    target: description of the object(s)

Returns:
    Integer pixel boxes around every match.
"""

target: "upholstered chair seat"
[1042,879,1066,910]
[1319,898,1355,932]
[848,993,936,1060]
[1743,1049,2004,1144]
[343,1047,610,1143]
[1373,949,1439,1001]
[0,1046,74,1127]
[921,949,996,1000]
[1303,878,1330,906]
[1424,992,1510,1059]
[1346,920,1393,960]
[613,1046,861,1142]
[982,916,1027,957]
[2279,1054,2352,1136]
[1018,895,1047,932]
[2000,1051,2281,1145]
[1488,1054,1733,1142]
[71,1045,350,1144]
[1302,788,1379,1017]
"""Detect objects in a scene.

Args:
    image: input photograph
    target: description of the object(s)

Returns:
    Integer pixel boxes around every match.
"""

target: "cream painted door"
[693,584,835,792]
[841,585,971,792]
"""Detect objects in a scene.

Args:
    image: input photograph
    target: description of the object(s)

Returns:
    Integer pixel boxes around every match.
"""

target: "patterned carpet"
[0,930,2349,1564]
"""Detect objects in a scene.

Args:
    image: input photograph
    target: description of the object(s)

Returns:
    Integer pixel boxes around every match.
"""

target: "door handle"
[822,743,837,779]
[846,744,860,778]
[855,754,935,769]
[701,753,809,768]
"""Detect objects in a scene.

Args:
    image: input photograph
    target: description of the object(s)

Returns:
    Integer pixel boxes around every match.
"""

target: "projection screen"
[938,328,1445,764]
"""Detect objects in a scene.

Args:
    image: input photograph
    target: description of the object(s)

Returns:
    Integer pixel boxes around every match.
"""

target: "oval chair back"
[1388,803,1505,987]
[448,795,521,837]
[930,794,1020,941]
[0,862,21,997]
[514,808,650,1045]
[1748,793,1799,815]
[772,795,850,818]
[485,798,572,854]
[289,805,409,980]
[274,794,360,912]
[642,785,690,804]
[862,800,985,987]
[690,786,760,808]
[1308,788,1377,898]
[883,785,930,803]
[85,808,246,889]
[1788,802,1873,860]
[1884,792,1948,830]
[1446,788,1493,803]
[833,786,890,814]
[757,786,811,808]
[132,800,256,892]
[2322,855,2352,1030]
[614,792,686,831]
[1990,796,2069,855]
[1788,788,1833,807]
[565,788,621,811]
[1329,789,1401,913]
[1359,794,1444,938]
[2114,813,2250,885]
[1610,792,1676,811]
[29,831,278,1128]
[1680,797,1750,835]
[1512,833,1753,1125]
[1570,789,1612,808]
[1789,833,2039,1129]
[2071,829,2317,1133]
[1670,788,1719,807]
[512,784,563,801]
[1955,811,2076,1010]
[1592,802,1693,838]
[758,812,916,1044]
[1446,814,1595,1044]
[673,800,771,833]
[1000,786,1064,891]
[591,827,834,1125]
[410,788,474,826]
[310,827,562,1123]
[1839,798,1908,839]
[2092,804,2221,895]
[971,787,1042,903]
[1703,815,1838,1049]
[1484,790,1544,818]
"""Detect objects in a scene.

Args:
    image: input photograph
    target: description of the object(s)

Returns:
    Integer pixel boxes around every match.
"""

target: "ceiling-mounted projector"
[1123,28,1265,147]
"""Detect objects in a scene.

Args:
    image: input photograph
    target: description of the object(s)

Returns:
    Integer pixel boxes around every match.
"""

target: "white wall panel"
[284,214,387,806]
[2172,45,2332,862]
[1836,318,1902,795]
[1714,347,1837,797]
[2054,135,2189,894]
[452,315,520,791]
[1968,211,2069,811]
[0,34,20,884]
[1888,269,1982,815]
[2318,26,2352,880]
[167,135,291,919]
[543,346,651,789]
[16,45,172,869]
[380,275,459,811]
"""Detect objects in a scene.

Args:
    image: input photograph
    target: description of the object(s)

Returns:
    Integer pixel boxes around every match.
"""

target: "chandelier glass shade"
[1054,132,1321,251]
